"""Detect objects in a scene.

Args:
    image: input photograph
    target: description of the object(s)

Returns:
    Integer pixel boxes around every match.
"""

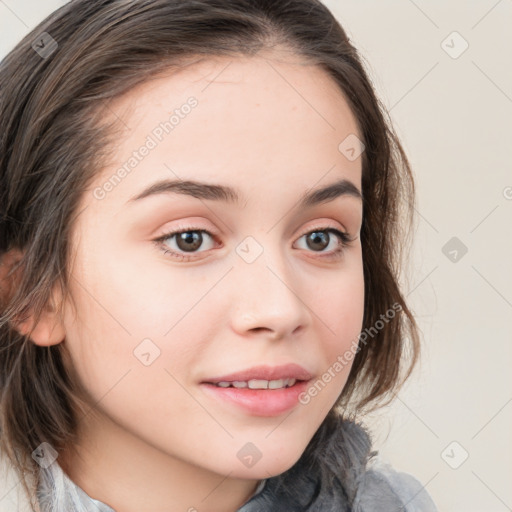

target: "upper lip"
[203,364,312,384]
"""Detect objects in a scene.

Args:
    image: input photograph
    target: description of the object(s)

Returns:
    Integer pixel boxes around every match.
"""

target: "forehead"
[87,51,362,210]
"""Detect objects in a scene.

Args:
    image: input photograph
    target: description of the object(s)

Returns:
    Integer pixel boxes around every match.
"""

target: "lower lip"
[200,380,310,416]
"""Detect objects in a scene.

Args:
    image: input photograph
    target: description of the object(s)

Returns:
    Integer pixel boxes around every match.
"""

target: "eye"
[153,227,216,261]
[153,226,354,262]
[294,227,354,260]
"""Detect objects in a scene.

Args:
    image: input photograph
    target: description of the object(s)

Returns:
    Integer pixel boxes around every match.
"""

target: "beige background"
[1,1,511,511]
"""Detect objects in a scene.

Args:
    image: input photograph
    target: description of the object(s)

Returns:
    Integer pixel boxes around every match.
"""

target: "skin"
[20,49,365,512]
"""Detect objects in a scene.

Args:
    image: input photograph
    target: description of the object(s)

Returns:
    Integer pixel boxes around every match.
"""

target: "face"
[58,51,364,482]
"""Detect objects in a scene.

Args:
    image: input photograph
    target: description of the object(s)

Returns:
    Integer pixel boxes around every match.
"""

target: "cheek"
[314,257,365,339]
[85,239,222,338]
[61,279,199,432]
[306,258,365,396]
[60,247,214,403]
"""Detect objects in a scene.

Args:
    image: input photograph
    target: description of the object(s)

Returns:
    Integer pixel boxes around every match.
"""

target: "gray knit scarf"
[37,414,438,511]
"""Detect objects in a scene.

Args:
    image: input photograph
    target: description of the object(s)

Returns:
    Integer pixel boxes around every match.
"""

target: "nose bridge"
[229,234,310,337]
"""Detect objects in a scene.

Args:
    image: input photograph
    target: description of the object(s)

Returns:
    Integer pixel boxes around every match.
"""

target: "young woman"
[0,0,438,510]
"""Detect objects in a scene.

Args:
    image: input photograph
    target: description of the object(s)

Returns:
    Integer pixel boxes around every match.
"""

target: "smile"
[213,378,297,389]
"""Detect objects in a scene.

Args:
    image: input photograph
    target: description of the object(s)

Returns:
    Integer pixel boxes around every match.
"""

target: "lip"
[200,364,313,417]
[200,380,311,416]
[202,363,312,384]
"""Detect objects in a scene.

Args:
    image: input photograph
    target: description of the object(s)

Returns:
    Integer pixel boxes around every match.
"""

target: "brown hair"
[0,0,420,505]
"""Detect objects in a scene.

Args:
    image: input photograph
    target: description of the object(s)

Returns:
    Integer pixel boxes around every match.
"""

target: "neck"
[58,410,261,512]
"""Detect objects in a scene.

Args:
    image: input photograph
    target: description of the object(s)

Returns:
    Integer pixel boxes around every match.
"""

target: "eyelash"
[153,225,355,262]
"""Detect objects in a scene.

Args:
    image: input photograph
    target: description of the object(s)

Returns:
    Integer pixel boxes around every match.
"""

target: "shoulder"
[354,457,438,512]
[0,449,40,512]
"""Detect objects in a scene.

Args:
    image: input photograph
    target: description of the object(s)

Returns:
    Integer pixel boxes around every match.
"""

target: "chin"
[228,443,308,480]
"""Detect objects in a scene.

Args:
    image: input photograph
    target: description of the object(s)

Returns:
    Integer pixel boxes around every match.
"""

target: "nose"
[229,244,311,340]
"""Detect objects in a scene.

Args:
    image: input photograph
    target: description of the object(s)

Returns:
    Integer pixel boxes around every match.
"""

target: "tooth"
[248,379,269,389]
[215,378,297,389]
[268,379,285,389]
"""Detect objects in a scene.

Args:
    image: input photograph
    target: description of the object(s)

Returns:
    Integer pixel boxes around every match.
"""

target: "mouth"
[202,363,312,385]
[207,378,299,390]
[200,364,313,416]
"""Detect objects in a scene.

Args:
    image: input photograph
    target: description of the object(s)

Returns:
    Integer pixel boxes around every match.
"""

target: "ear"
[0,247,65,346]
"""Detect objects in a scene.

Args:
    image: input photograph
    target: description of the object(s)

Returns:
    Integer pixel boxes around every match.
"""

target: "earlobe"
[16,295,66,347]
[1,248,66,346]
[16,302,65,347]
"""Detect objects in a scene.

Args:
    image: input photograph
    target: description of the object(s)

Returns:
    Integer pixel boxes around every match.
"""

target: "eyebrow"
[127,177,362,209]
